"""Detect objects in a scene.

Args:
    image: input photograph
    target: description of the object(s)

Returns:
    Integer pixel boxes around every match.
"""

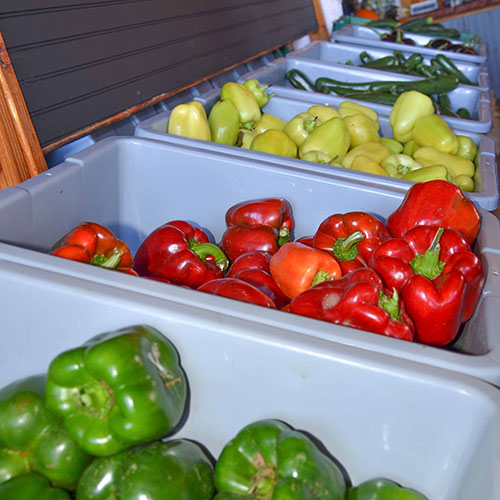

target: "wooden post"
[0,31,47,189]
[310,0,330,41]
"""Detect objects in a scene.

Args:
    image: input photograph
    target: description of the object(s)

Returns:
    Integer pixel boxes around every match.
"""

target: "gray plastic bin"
[135,88,498,210]
[1,257,500,500]
[248,57,491,133]
[288,40,490,91]
[332,25,487,64]
[1,136,500,388]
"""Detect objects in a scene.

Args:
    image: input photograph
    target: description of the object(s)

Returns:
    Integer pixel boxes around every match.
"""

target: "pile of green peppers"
[0,325,432,500]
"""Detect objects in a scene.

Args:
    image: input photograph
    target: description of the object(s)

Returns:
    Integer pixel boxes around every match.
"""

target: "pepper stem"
[311,270,334,287]
[379,288,402,322]
[278,227,291,246]
[304,119,317,133]
[91,251,122,269]
[410,227,445,280]
[189,239,229,271]
[333,231,365,262]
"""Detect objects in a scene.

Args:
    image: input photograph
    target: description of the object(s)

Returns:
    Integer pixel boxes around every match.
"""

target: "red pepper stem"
[311,270,333,287]
[333,231,365,262]
[410,227,445,280]
[278,227,291,246]
[189,239,229,271]
[379,288,402,322]
[91,251,122,269]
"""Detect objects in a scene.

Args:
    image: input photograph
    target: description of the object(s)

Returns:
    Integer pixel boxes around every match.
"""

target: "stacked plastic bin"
[0,20,499,500]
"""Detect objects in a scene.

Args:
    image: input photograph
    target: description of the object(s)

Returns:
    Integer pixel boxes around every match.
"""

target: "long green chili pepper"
[405,53,423,70]
[359,51,373,64]
[433,54,476,85]
[437,92,459,117]
[285,69,316,92]
[361,56,396,68]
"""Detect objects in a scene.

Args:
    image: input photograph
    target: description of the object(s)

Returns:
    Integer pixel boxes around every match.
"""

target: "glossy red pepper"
[221,224,281,262]
[370,225,484,323]
[197,278,277,308]
[134,220,229,288]
[313,212,391,274]
[225,198,294,245]
[289,268,414,341]
[270,242,342,299]
[227,251,288,309]
[386,180,481,245]
[295,235,314,246]
[370,226,484,345]
[50,222,135,274]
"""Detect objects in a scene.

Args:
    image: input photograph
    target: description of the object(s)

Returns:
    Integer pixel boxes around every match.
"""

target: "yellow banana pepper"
[380,137,404,154]
[250,129,297,158]
[389,91,435,142]
[454,174,475,192]
[403,140,420,157]
[220,82,261,129]
[401,165,452,183]
[343,113,380,147]
[338,101,379,129]
[342,142,390,169]
[283,112,318,147]
[381,154,423,177]
[237,129,258,149]
[456,135,478,161]
[351,155,388,176]
[253,113,287,134]
[307,105,340,123]
[413,146,475,178]
[299,117,351,162]
[301,150,334,164]
[412,114,459,155]
[168,101,211,141]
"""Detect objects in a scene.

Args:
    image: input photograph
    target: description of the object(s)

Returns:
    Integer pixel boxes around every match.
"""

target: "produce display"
[348,50,476,87]
[48,180,484,349]
[166,79,479,189]
[0,326,429,499]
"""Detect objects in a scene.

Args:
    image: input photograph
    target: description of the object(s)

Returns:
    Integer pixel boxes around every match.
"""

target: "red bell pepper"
[289,268,414,341]
[313,211,391,274]
[370,225,484,323]
[227,251,288,309]
[221,224,281,262]
[134,220,229,288]
[370,226,484,345]
[50,222,134,274]
[269,242,342,299]
[386,180,481,245]
[295,235,314,247]
[225,198,294,245]
[197,278,277,308]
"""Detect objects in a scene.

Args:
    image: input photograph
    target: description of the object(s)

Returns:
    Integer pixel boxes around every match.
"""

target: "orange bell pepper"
[269,242,342,299]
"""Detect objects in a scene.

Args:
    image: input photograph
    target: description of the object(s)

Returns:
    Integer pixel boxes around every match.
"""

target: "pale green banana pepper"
[381,154,424,177]
[237,129,257,149]
[250,129,297,158]
[403,140,420,157]
[301,150,334,164]
[412,114,459,155]
[344,113,380,147]
[401,164,452,183]
[168,101,211,141]
[253,113,286,134]
[413,146,475,177]
[352,155,388,177]
[220,82,261,129]
[342,142,390,169]
[456,135,478,161]
[208,99,240,145]
[390,91,435,142]
[307,105,340,123]
[299,117,350,162]
[283,112,318,147]
[380,137,404,155]
[338,100,379,127]
[243,79,274,107]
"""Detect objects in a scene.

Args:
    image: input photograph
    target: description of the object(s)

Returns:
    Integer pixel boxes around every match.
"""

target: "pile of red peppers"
[49,180,484,348]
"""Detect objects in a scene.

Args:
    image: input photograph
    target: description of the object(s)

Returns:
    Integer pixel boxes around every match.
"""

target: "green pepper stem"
[278,227,291,246]
[91,251,122,269]
[409,227,445,279]
[379,288,402,322]
[311,270,333,287]
[304,119,317,133]
[333,231,365,262]
[189,239,229,271]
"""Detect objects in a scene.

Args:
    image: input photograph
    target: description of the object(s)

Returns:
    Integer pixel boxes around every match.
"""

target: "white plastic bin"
[1,257,499,500]
[0,137,500,388]
[135,88,498,210]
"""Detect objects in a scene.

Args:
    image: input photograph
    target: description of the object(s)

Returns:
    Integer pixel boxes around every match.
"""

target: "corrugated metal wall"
[443,6,500,98]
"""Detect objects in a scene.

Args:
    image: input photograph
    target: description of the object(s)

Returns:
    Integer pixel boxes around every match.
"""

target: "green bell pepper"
[214,419,347,499]
[348,477,427,499]
[45,325,188,457]
[0,376,92,490]
[0,473,71,500]
[76,439,214,500]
